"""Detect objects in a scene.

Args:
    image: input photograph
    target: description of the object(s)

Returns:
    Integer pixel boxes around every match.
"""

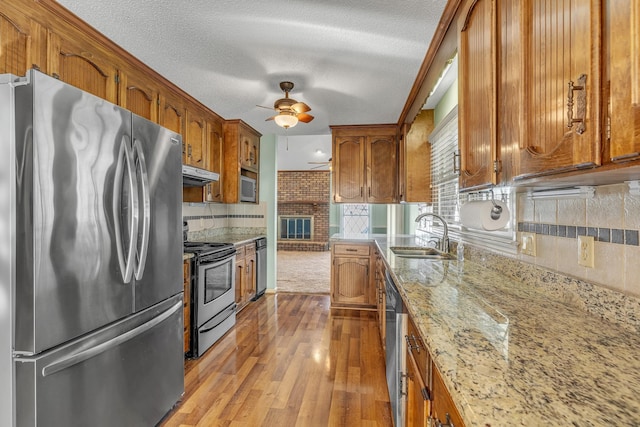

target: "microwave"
[240,175,257,202]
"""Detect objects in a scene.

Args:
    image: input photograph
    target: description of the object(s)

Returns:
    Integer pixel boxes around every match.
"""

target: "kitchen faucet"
[415,213,450,254]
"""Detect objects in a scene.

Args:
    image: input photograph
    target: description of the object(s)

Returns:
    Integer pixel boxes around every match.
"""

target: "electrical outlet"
[578,235,595,268]
[521,232,537,256]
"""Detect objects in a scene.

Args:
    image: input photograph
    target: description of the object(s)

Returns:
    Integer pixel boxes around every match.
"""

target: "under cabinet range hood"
[182,164,220,186]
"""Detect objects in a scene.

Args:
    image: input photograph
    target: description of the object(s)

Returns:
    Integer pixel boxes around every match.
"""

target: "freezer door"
[131,114,183,310]
[14,71,135,354]
[14,294,184,427]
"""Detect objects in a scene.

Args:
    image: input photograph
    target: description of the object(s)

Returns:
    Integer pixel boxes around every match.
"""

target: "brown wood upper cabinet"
[458,0,498,191]
[118,67,160,122]
[205,115,225,203]
[399,110,433,202]
[184,105,207,168]
[0,10,46,77]
[331,125,398,203]
[608,0,640,163]
[223,119,261,204]
[514,0,602,179]
[47,29,119,104]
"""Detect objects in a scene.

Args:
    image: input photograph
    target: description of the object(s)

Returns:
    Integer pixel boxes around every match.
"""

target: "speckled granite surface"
[187,227,266,245]
[332,233,640,426]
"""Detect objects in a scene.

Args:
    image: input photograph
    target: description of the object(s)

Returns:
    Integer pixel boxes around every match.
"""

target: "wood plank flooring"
[160,294,392,427]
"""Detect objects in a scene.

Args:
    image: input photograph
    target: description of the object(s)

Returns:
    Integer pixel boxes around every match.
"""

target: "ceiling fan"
[308,158,332,170]
[259,82,314,129]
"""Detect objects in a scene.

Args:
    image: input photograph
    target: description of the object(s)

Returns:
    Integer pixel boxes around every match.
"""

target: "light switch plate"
[578,235,595,268]
[521,232,537,256]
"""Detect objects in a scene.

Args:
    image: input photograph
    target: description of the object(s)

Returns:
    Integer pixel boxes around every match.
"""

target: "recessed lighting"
[315,149,323,155]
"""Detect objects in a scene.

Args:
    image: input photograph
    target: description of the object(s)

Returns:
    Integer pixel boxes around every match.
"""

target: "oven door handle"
[200,304,237,334]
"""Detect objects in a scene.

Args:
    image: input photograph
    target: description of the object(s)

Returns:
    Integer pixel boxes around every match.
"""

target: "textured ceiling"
[57,0,447,138]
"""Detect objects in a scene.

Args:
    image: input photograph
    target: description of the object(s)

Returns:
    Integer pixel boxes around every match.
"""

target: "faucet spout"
[414,213,450,254]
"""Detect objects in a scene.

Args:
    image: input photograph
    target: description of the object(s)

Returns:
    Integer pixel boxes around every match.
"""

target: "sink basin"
[390,246,455,260]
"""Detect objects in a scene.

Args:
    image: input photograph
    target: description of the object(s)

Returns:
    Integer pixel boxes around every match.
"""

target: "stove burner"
[184,241,236,260]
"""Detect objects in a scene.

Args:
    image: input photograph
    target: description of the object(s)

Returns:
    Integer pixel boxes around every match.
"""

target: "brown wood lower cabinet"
[402,312,465,427]
[235,242,256,311]
[331,242,375,309]
[431,362,465,427]
[375,251,386,346]
[405,314,430,426]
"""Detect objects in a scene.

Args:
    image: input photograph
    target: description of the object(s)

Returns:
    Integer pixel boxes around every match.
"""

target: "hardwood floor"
[160,294,392,427]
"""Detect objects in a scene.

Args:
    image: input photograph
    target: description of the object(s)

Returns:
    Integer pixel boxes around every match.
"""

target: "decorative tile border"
[518,222,639,246]
[184,214,264,220]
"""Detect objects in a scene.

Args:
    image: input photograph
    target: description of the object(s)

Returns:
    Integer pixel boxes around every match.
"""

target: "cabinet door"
[608,0,640,162]
[332,256,370,305]
[0,11,42,76]
[206,116,224,202]
[401,111,433,203]
[245,249,256,301]
[48,31,118,103]
[159,91,186,136]
[185,108,207,168]
[432,363,465,427]
[458,0,498,190]
[366,133,397,203]
[235,256,246,305]
[405,349,429,427]
[333,135,366,203]
[517,0,602,178]
[118,68,159,122]
[240,126,260,171]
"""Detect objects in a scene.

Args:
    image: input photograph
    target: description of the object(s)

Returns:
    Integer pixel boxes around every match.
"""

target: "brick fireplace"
[277,170,330,251]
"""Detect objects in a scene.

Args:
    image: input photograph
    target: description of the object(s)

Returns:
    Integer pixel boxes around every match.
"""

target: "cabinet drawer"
[407,315,429,384]
[235,244,246,258]
[333,243,371,256]
[245,243,256,256]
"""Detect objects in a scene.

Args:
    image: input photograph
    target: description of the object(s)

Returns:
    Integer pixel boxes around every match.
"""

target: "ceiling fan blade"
[297,113,314,123]
[310,164,329,170]
[307,161,330,164]
[291,102,311,114]
[265,115,276,121]
[256,104,273,110]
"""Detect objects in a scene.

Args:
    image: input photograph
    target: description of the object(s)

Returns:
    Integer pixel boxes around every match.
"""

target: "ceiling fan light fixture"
[274,112,299,129]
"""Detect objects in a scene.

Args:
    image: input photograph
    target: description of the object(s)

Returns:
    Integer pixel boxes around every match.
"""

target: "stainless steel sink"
[390,246,455,260]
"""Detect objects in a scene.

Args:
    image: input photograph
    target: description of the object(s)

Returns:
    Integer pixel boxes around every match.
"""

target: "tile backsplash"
[182,202,267,232]
[515,183,640,297]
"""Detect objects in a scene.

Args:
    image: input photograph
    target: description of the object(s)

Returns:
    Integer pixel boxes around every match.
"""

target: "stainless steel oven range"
[184,242,236,357]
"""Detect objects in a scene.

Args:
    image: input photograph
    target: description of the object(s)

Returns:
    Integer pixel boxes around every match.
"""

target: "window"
[342,204,370,235]
[422,106,517,253]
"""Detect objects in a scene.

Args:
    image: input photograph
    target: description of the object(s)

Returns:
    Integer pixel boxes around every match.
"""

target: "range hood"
[182,164,220,187]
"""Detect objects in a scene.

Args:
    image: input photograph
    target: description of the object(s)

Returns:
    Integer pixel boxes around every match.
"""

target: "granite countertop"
[190,232,265,246]
[333,233,640,425]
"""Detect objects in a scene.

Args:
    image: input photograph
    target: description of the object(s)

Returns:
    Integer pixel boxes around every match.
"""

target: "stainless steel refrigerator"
[0,70,184,426]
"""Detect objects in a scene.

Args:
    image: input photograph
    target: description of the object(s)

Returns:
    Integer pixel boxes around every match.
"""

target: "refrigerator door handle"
[113,136,139,283]
[133,138,151,280]
[40,300,182,377]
